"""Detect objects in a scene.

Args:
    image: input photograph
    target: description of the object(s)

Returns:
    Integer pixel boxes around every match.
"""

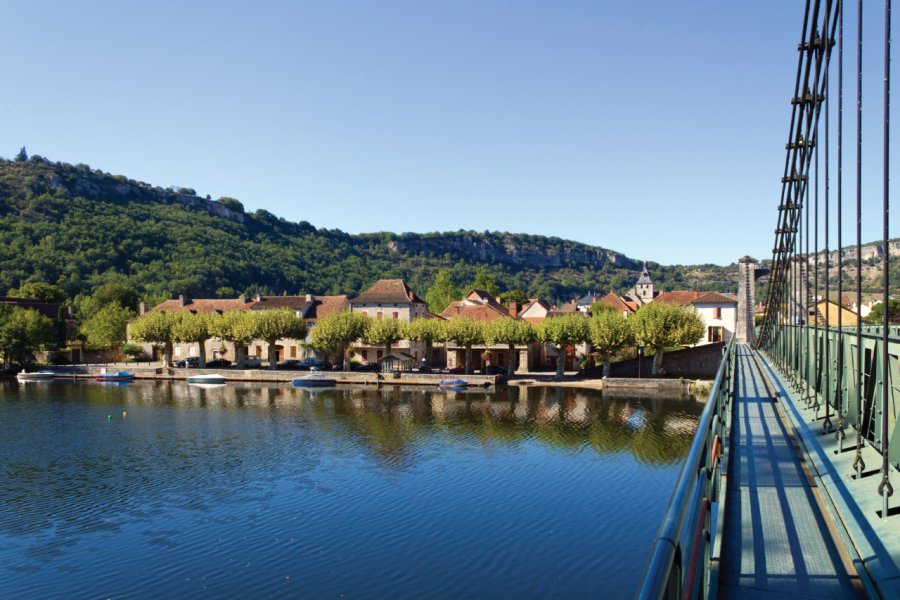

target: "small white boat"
[187,374,226,385]
[292,370,337,388]
[16,371,55,382]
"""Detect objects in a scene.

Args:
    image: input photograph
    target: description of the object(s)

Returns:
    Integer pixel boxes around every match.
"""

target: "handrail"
[637,338,735,599]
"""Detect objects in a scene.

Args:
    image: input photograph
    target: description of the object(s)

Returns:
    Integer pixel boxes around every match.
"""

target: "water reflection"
[0,380,702,599]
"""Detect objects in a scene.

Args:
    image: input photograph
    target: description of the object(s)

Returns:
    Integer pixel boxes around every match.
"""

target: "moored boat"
[16,371,55,382]
[95,371,134,382]
[292,371,337,388]
[187,374,226,385]
[437,379,469,389]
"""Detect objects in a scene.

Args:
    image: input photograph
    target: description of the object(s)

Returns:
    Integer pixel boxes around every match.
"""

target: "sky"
[1,1,897,266]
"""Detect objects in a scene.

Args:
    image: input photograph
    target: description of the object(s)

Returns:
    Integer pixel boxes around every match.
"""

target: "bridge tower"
[736,256,769,344]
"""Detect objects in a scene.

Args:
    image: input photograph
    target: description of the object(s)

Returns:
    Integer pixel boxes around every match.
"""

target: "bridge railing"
[637,338,736,600]
[763,323,900,508]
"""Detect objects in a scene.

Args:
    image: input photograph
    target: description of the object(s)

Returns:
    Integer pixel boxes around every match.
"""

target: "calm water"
[0,380,702,598]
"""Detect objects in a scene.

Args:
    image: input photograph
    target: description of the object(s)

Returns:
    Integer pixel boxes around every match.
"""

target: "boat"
[187,374,226,385]
[292,371,337,388]
[437,379,469,389]
[95,371,134,382]
[16,371,55,382]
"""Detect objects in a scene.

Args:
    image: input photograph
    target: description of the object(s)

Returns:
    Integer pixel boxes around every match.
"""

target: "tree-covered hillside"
[0,154,747,303]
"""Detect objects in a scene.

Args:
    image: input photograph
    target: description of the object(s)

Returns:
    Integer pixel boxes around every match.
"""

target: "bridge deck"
[718,345,860,598]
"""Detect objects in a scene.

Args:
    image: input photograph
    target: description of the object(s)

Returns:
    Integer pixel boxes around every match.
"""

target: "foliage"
[406,317,446,343]
[499,290,529,308]
[471,267,500,298]
[538,314,590,378]
[7,282,67,304]
[425,270,460,314]
[0,306,57,365]
[310,310,367,368]
[588,310,632,376]
[445,317,485,347]
[484,317,537,377]
[865,299,900,324]
[629,302,705,375]
[129,311,178,364]
[445,317,486,374]
[121,343,144,358]
[589,300,616,316]
[364,318,406,353]
[250,308,308,367]
[15,147,27,162]
[80,303,135,349]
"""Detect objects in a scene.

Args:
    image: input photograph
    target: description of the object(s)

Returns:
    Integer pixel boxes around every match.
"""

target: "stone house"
[349,279,429,365]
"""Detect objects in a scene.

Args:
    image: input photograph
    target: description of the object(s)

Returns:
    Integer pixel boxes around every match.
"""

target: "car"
[447,367,465,374]
[174,357,200,368]
[205,358,232,368]
[351,362,380,372]
[299,358,331,370]
[244,356,262,368]
[277,360,305,370]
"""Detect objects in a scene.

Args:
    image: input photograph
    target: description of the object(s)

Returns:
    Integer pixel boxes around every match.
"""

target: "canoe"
[95,371,134,382]
[16,371,55,382]
[292,372,337,388]
[187,374,226,384]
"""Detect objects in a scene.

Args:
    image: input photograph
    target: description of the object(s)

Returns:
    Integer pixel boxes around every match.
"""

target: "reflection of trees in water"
[304,385,702,468]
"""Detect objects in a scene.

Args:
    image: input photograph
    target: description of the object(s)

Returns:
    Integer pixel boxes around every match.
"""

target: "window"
[377,350,383,361]
[174,347,182,357]
[714,307,722,319]
[377,311,383,320]
[707,326,724,343]
[392,311,399,319]
[362,350,369,362]
[256,346,263,357]
[290,346,297,358]
[189,346,197,356]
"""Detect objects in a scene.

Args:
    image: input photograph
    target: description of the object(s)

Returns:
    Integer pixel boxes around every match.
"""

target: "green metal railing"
[637,338,736,599]
[763,323,900,508]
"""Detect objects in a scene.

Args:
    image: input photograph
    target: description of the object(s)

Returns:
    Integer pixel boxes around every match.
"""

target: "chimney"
[495,297,503,306]
[408,290,414,301]
[178,294,190,307]
[255,294,262,302]
[139,301,149,316]
[509,301,518,318]
[239,294,246,302]
[306,293,313,302]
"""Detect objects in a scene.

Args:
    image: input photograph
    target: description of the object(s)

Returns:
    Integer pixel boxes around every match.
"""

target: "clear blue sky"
[1,1,896,266]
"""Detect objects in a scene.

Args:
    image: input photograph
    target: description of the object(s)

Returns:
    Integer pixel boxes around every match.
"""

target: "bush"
[121,343,144,358]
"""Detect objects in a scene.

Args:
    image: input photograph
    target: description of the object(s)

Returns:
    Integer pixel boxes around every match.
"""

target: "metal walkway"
[718,345,860,598]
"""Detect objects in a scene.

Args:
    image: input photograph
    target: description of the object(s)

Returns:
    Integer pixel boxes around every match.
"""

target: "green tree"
[629,302,705,375]
[589,300,616,316]
[425,270,460,314]
[80,303,135,349]
[172,312,221,367]
[251,309,308,368]
[0,307,56,366]
[499,290,529,308]
[865,299,900,324]
[310,310,368,369]
[445,317,485,374]
[364,318,406,360]
[484,318,537,377]
[211,310,257,369]
[588,310,633,377]
[128,311,178,366]
[472,267,500,298]
[538,314,589,379]
[7,282,67,304]
[15,147,27,162]
[86,282,140,314]
[406,317,446,371]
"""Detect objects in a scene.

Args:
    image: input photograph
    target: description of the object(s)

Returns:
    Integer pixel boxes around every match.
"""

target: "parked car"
[244,356,262,368]
[447,367,465,374]
[205,358,232,368]
[352,362,380,372]
[174,357,200,368]
[276,360,305,370]
[299,358,331,370]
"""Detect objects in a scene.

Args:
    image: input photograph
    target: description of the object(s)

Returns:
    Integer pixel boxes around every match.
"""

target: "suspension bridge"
[638,1,899,598]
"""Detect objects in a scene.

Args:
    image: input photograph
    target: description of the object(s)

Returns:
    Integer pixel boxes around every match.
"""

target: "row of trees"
[308,301,705,378]
[129,309,307,368]
[126,301,704,377]
[0,305,58,367]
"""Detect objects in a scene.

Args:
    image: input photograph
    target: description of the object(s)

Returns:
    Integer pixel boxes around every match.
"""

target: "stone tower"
[736,256,771,344]
[635,263,655,304]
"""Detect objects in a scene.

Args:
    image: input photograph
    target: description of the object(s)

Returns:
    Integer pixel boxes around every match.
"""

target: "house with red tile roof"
[349,279,428,365]
[654,290,737,345]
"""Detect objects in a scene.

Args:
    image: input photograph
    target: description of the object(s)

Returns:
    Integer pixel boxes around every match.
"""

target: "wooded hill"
[1,154,889,304]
